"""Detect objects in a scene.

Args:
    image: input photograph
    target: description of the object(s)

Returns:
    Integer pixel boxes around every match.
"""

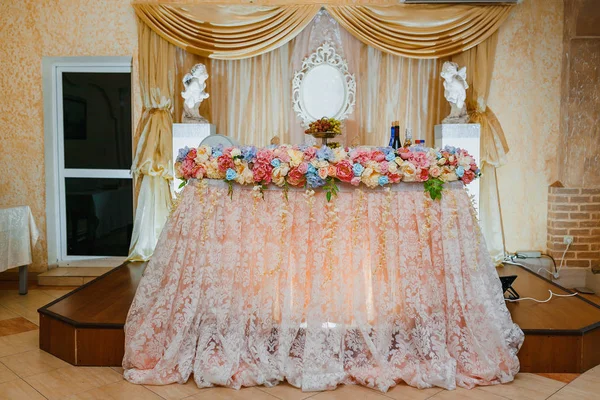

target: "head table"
[123,179,523,392]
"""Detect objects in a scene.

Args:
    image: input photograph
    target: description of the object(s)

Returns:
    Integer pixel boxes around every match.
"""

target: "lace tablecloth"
[0,205,39,273]
[123,180,523,392]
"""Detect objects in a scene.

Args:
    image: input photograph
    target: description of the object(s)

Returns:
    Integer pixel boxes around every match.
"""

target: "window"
[43,57,133,264]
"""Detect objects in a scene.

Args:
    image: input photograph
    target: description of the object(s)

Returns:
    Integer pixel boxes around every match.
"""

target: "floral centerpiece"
[175,144,480,201]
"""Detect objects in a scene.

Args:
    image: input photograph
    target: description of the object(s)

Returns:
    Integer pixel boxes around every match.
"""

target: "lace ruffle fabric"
[123,180,523,392]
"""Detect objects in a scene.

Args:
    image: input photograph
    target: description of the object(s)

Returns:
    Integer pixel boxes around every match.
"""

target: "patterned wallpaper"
[0,0,563,271]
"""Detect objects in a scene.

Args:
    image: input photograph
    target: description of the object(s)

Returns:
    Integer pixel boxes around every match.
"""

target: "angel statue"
[181,63,209,123]
[441,61,469,124]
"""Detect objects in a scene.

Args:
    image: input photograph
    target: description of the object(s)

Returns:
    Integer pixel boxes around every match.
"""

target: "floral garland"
[175,144,480,201]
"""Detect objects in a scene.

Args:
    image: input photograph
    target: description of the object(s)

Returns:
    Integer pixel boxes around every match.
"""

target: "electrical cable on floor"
[505,289,578,303]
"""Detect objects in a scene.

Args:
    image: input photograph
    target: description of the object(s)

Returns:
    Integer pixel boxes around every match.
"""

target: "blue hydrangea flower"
[306,172,326,188]
[444,145,457,155]
[436,151,442,159]
[475,168,480,175]
[225,168,237,181]
[212,144,224,158]
[176,146,190,163]
[412,145,427,152]
[241,146,257,162]
[307,164,317,175]
[270,158,281,168]
[352,163,365,177]
[456,166,465,178]
[378,175,389,186]
[385,151,396,162]
[316,146,334,161]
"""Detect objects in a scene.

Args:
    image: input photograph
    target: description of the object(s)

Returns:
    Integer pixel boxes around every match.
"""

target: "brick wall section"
[547,187,600,268]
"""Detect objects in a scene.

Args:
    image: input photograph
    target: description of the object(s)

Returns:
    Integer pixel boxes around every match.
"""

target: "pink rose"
[274,148,291,163]
[350,149,369,164]
[181,159,196,179]
[256,148,274,163]
[303,147,317,161]
[217,155,234,172]
[350,176,361,186]
[253,161,273,184]
[297,162,308,174]
[186,148,197,161]
[223,147,233,156]
[371,150,386,162]
[410,152,430,169]
[462,169,476,184]
[335,160,353,182]
[379,161,389,174]
[398,148,411,160]
[470,163,478,171]
[287,167,306,186]
[418,168,430,182]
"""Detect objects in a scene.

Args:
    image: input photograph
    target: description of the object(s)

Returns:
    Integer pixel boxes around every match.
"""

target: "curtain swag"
[133,2,514,60]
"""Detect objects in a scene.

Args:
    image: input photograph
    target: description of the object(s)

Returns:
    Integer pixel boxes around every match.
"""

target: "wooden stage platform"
[38,262,600,372]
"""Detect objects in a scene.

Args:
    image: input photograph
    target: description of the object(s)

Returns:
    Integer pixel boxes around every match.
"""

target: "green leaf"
[424,178,444,201]
[178,180,187,189]
[326,191,332,202]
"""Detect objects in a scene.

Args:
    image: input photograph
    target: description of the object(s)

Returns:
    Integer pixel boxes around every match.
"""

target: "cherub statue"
[181,64,209,123]
[441,62,469,124]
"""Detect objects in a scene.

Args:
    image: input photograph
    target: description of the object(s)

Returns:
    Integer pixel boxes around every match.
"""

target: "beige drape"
[133,2,513,60]
[128,22,176,262]
[210,45,293,146]
[452,32,509,262]
[340,28,444,147]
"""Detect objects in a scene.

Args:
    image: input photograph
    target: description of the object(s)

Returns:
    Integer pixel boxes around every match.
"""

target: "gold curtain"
[133,3,321,60]
[133,2,513,60]
[128,22,176,262]
[451,32,509,262]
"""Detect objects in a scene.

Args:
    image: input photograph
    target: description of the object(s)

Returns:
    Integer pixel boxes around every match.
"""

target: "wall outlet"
[564,236,574,245]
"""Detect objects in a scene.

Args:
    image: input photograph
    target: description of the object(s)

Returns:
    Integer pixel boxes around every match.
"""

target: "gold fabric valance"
[134,4,321,60]
[326,4,512,59]
[133,2,513,60]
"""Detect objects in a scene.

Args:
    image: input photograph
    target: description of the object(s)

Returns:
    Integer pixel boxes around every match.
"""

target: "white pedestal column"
[434,123,481,215]
[172,123,216,191]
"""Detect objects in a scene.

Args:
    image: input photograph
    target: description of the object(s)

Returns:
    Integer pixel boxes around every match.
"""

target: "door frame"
[43,56,133,267]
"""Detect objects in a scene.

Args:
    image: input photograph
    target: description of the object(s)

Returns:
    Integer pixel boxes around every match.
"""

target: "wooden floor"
[38,262,600,372]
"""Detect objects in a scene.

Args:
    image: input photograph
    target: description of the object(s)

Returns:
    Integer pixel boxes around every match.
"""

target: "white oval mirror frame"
[293,43,356,127]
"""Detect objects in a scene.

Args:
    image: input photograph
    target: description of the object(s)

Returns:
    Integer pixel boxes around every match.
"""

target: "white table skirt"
[0,205,39,273]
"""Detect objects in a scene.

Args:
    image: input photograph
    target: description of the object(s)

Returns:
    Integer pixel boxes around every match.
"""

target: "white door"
[47,60,133,263]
